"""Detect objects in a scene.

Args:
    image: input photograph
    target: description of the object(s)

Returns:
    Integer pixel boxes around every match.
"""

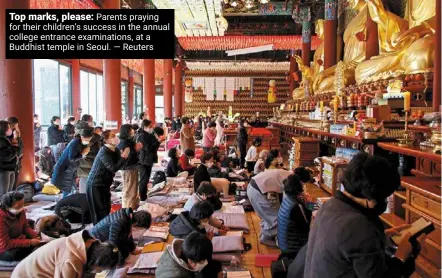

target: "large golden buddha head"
[315,19,324,39]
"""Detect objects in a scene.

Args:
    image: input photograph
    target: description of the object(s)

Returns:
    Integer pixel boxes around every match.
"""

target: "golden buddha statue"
[313,0,366,94]
[355,0,435,84]
[292,55,314,100]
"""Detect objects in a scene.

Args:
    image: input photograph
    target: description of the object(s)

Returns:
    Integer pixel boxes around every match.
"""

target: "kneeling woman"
[0,192,41,261]
[87,131,130,224]
[12,230,120,278]
[247,152,291,247]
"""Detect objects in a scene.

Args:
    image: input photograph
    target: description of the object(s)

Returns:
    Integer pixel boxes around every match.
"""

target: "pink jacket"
[202,128,217,148]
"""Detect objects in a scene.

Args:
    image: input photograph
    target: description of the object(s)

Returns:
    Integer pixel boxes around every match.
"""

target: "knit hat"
[80,127,94,138]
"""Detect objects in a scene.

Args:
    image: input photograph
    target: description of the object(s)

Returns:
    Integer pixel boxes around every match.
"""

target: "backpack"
[152,171,166,186]
[16,183,35,202]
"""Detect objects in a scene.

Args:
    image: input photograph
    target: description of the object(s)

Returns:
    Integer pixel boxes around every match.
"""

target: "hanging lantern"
[185,78,193,103]
[268,80,277,103]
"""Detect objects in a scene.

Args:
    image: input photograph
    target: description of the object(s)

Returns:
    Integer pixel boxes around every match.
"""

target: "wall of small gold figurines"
[184,78,291,118]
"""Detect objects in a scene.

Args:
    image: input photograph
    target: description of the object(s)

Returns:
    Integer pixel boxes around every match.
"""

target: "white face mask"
[9,207,24,215]
[192,260,208,272]
[82,140,90,146]
[277,157,283,164]
[111,137,120,146]
[145,128,153,133]
[206,162,214,168]
[6,129,13,137]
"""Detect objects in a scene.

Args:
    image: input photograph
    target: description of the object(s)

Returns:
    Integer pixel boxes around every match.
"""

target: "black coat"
[63,123,75,143]
[136,130,160,166]
[0,137,18,172]
[169,211,206,238]
[236,126,248,147]
[77,133,102,178]
[54,193,91,227]
[86,146,125,188]
[47,124,64,146]
[39,146,55,176]
[51,138,85,192]
[193,164,211,191]
[89,208,135,259]
[34,123,41,149]
[166,158,179,177]
[117,138,138,170]
[304,191,415,278]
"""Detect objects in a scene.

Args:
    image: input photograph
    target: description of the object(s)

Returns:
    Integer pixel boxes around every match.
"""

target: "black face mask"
[371,198,388,215]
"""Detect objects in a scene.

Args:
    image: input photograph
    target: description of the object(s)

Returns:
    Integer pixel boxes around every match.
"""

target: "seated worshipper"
[51,127,94,198]
[179,149,196,175]
[170,201,217,238]
[156,232,221,278]
[277,173,312,260]
[38,146,55,177]
[87,130,130,224]
[245,137,262,162]
[304,153,417,278]
[89,208,152,262]
[54,193,92,229]
[0,192,41,261]
[265,150,284,170]
[194,153,233,201]
[247,163,291,247]
[11,230,120,278]
[167,147,180,177]
[254,150,269,175]
[34,214,72,239]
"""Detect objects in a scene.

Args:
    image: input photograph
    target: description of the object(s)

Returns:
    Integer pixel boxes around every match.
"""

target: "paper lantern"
[268,80,277,103]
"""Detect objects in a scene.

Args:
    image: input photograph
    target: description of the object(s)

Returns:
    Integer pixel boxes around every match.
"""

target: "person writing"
[179,149,197,176]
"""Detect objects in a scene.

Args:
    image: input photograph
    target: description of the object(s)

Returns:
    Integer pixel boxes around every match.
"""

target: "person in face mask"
[0,121,21,195]
[157,232,220,278]
[47,116,64,146]
[86,131,129,224]
[136,120,162,202]
[33,114,41,151]
[11,230,120,278]
[63,116,76,143]
[0,192,41,261]
[117,124,142,209]
[304,153,417,278]
[170,201,215,239]
[51,127,94,198]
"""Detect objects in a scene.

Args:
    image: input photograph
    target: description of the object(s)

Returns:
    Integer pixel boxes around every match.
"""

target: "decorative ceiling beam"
[178,35,320,50]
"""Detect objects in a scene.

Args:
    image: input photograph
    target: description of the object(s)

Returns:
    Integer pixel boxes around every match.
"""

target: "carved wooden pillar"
[324,0,338,69]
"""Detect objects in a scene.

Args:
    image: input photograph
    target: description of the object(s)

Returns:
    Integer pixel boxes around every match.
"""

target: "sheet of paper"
[227,271,252,278]
[142,230,169,240]
[149,226,169,233]
[173,208,186,215]
[226,231,244,237]
[133,251,163,270]
[221,205,245,214]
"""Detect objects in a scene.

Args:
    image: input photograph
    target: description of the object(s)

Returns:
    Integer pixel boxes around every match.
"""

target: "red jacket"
[179,154,194,171]
[0,208,37,254]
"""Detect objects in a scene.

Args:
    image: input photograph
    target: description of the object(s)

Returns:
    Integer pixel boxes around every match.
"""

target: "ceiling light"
[260,0,269,4]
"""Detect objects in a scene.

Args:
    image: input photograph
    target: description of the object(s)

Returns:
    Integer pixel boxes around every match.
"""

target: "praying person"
[170,201,215,239]
[180,117,195,153]
[179,149,196,176]
[63,116,76,143]
[167,147,180,178]
[47,116,64,146]
[0,121,21,195]
[202,122,217,153]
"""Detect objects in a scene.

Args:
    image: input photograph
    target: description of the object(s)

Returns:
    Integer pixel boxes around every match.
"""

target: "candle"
[320,101,324,112]
[403,91,411,111]
[334,97,338,112]
[295,103,299,112]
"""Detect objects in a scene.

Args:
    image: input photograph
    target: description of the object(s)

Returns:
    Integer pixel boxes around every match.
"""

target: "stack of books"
[142,225,170,243]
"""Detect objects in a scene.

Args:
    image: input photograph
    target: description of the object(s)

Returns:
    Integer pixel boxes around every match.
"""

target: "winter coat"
[304,191,415,278]
[0,208,37,254]
[156,238,198,278]
[47,124,64,146]
[51,138,85,192]
[77,133,101,178]
[89,208,135,259]
[34,123,41,149]
[86,145,125,188]
[136,129,160,166]
[63,123,75,143]
[167,158,179,177]
[179,154,194,172]
[0,137,18,172]
[169,211,206,239]
[51,143,66,163]
[193,164,211,191]
[39,146,55,176]
[277,194,311,256]
[117,138,138,170]
[180,125,195,152]
[11,230,89,278]
[202,128,217,148]
[54,193,91,227]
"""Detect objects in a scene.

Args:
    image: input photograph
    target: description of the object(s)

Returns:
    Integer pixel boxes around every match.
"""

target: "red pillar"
[365,9,379,60]
[0,0,35,183]
[174,63,183,116]
[71,59,81,119]
[324,0,338,69]
[302,22,312,67]
[163,59,173,118]
[182,83,186,115]
[128,70,134,119]
[103,0,121,129]
[433,0,441,112]
[143,59,156,122]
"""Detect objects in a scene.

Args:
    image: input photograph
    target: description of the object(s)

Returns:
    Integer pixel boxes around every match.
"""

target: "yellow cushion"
[42,184,61,195]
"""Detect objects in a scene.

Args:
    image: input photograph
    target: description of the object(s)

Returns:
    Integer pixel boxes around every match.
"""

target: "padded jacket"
[89,208,135,259]
[166,158,179,177]
[136,129,160,166]
[47,124,64,146]
[63,123,75,143]
[193,164,211,191]
[169,211,206,239]
[86,145,125,188]
[117,138,138,170]
[0,137,18,172]
[77,133,101,178]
